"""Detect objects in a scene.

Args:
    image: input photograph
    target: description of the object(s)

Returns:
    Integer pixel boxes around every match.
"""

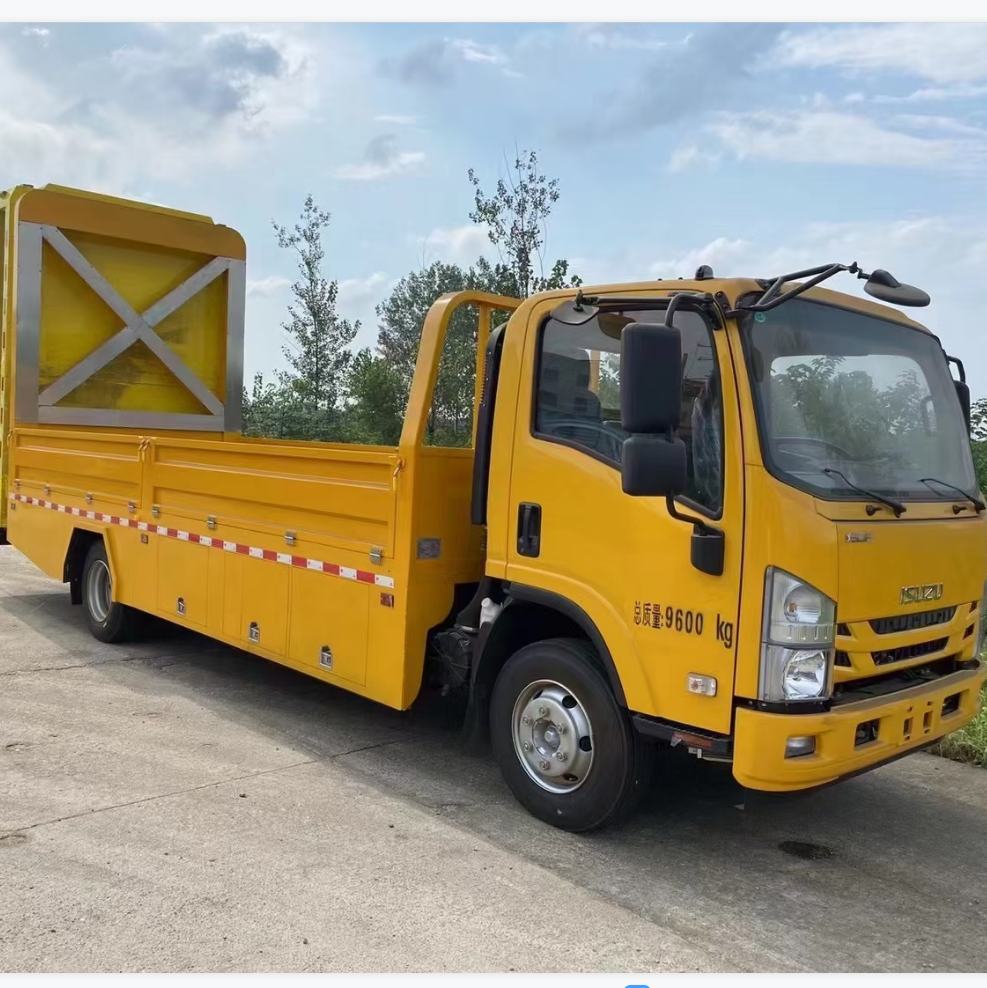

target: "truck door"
[504,300,744,735]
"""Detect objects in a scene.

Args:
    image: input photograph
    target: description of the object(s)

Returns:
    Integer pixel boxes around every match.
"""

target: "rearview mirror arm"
[665,495,718,537]
[729,262,856,316]
[666,496,726,578]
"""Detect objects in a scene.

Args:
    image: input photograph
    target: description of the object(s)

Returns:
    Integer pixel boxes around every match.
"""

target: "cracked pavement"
[2,545,987,973]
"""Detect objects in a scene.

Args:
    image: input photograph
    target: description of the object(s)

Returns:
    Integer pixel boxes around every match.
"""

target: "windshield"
[744,298,977,501]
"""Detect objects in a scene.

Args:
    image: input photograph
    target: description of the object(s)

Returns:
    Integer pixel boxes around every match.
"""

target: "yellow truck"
[2,183,985,831]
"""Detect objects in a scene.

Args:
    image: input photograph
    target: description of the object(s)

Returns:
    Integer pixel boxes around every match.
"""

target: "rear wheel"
[81,541,141,643]
[490,637,652,831]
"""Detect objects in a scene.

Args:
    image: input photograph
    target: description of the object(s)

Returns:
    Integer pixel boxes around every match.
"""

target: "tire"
[81,540,141,644]
[490,637,652,832]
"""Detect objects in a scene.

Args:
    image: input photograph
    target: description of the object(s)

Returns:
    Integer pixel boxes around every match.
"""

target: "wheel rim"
[512,679,594,793]
[87,559,112,623]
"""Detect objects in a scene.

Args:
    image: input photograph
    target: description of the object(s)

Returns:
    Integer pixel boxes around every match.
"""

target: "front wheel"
[490,638,652,832]
[81,540,142,643]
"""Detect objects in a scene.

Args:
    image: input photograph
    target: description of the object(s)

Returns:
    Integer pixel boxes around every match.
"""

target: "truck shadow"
[5,587,987,971]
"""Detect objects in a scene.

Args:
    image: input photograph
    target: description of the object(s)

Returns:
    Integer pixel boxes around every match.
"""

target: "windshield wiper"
[822,468,907,517]
[919,477,986,514]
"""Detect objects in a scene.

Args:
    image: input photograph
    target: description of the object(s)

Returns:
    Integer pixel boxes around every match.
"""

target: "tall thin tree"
[468,147,581,299]
[274,196,359,422]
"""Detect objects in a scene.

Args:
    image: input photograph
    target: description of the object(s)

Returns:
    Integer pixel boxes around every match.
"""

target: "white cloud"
[772,23,987,85]
[667,143,721,173]
[335,152,424,181]
[0,24,318,190]
[848,85,987,105]
[0,37,59,118]
[246,275,291,297]
[871,84,987,104]
[892,114,987,138]
[747,218,955,276]
[381,35,517,86]
[451,39,506,65]
[575,23,670,52]
[374,113,417,125]
[106,27,316,135]
[334,132,425,182]
[22,27,50,41]
[705,109,987,171]
[565,23,783,139]
[416,224,491,266]
[0,111,118,190]
[650,237,753,281]
[338,273,396,351]
[337,271,390,307]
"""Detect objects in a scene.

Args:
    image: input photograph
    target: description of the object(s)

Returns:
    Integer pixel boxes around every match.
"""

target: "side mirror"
[619,322,687,497]
[620,322,682,433]
[863,269,930,307]
[955,379,971,435]
[621,435,688,497]
[618,316,724,575]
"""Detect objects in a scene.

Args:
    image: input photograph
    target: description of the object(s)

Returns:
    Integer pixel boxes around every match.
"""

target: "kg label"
[716,614,734,649]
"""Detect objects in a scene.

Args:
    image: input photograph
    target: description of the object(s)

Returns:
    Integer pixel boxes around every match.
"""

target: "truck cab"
[436,265,986,830]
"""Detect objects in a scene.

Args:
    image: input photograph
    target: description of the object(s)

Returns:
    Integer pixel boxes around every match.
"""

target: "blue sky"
[3,21,987,394]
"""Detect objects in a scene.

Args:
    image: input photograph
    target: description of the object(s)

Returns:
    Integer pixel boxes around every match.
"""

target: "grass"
[931,684,987,768]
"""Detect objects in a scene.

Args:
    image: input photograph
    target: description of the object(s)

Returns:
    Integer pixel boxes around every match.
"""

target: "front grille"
[833,654,969,705]
[872,637,949,666]
[870,606,956,636]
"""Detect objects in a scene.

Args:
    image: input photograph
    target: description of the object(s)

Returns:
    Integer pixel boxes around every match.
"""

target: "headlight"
[760,568,836,703]
[761,646,832,700]
[763,568,835,645]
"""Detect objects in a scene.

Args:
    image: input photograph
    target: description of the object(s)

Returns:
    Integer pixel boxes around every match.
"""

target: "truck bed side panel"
[7,428,410,708]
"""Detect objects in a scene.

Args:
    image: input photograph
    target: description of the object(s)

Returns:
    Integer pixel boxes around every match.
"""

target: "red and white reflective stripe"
[9,493,396,590]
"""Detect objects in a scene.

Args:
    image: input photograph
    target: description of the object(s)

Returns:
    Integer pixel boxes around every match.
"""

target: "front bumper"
[733,662,986,792]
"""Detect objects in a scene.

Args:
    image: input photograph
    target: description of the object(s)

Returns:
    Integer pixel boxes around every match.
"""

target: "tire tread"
[490,636,652,832]
[81,541,142,644]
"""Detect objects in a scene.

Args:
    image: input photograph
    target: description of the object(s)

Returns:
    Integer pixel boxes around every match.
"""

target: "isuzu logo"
[900,584,944,605]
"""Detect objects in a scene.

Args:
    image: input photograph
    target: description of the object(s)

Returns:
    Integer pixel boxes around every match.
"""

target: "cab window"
[533,308,723,513]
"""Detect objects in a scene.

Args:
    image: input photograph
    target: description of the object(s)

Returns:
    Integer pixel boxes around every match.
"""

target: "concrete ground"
[2,546,987,973]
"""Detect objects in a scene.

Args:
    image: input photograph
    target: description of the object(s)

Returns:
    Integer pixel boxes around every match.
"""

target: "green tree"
[971,397,987,493]
[367,259,505,447]
[242,371,319,440]
[597,352,621,411]
[469,148,581,299]
[345,349,406,446]
[242,372,283,438]
[351,149,581,448]
[250,152,581,448]
[376,261,471,393]
[273,195,358,439]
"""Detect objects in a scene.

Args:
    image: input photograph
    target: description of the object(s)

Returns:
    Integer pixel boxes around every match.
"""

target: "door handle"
[517,502,542,557]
